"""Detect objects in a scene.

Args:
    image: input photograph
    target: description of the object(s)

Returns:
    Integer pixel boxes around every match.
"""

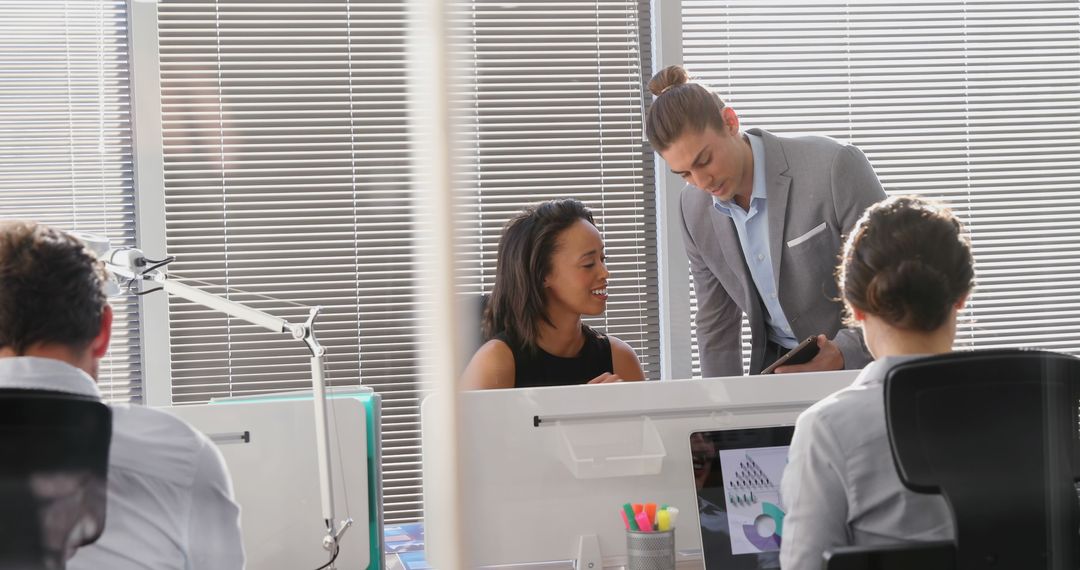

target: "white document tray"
[556,415,665,479]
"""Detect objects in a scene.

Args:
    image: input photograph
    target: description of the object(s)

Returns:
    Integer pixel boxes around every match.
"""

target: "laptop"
[689,426,795,569]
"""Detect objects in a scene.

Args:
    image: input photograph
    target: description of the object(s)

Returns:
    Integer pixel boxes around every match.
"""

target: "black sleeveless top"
[493,325,614,388]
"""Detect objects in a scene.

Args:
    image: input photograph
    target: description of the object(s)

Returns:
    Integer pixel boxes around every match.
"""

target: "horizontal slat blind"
[454,0,660,377]
[0,0,141,402]
[157,0,422,521]
[683,0,1080,372]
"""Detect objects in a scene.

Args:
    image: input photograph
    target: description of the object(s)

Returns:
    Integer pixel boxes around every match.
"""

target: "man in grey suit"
[646,66,886,377]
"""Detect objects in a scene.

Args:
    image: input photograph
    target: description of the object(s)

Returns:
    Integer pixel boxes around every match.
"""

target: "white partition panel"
[168,397,375,570]
[424,371,857,569]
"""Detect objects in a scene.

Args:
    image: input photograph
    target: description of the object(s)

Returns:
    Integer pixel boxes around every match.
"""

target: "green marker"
[622,503,640,531]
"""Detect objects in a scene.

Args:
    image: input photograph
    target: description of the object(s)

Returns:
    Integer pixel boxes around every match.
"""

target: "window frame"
[128,0,173,406]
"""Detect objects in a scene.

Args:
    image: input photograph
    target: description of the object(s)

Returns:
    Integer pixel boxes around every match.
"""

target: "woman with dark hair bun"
[461,199,645,389]
[779,196,974,569]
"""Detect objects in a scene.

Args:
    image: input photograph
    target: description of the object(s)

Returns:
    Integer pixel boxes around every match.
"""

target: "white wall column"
[651,0,693,380]
[407,0,466,567]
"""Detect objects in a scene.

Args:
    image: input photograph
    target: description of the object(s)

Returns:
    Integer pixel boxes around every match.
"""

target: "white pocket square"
[786,222,827,248]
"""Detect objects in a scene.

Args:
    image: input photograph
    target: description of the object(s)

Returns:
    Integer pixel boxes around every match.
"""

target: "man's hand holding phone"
[764,334,845,374]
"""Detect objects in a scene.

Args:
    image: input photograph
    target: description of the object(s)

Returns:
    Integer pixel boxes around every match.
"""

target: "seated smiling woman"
[779,196,974,569]
[462,199,645,389]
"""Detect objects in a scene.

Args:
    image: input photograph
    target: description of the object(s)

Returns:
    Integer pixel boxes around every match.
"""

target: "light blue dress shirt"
[712,133,798,349]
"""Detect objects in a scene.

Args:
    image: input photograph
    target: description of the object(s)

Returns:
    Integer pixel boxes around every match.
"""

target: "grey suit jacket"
[680,129,886,376]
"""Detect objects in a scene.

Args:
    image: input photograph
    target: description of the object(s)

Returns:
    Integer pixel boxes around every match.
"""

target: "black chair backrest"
[823,541,954,570]
[0,388,111,569]
[884,349,1080,569]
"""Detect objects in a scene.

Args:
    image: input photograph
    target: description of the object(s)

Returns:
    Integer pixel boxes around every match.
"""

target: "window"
[0,0,140,401]
[682,0,1080,370]
[454,0,659,376]
[157,0,657,522]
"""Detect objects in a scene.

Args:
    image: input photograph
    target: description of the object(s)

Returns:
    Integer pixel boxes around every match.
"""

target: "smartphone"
[760,336,820,374]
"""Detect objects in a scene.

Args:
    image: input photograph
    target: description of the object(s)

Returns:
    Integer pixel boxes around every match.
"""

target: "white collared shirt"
[779,356,954,570]
[0,357,245,570]
[712,132,798,348]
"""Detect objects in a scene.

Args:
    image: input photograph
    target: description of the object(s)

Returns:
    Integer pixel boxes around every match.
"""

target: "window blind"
[158,0,657,523]
[682,0,1080,372]
[0,0,140,402]
[453,0,660,377]
[157,0,421,521]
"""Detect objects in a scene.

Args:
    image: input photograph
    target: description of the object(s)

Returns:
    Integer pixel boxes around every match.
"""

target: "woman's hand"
[587,372,624,384]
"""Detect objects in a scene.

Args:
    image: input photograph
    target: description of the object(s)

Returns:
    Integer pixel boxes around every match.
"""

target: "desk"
[383,555,705,569]
[382,522,706,569]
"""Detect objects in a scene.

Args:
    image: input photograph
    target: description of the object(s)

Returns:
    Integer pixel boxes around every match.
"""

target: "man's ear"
[721,106,741,136]
[89,304,113,359]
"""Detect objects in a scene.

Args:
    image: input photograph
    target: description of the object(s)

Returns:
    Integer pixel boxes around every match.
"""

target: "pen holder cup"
[626,529,675,570]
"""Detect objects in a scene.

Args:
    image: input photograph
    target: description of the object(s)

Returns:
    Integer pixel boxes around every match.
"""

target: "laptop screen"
[689,426,795,570]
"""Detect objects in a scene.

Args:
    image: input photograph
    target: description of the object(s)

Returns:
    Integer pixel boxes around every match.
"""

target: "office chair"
[464,292,490,355]
[0,388,111,570]
[823,349,1080,570]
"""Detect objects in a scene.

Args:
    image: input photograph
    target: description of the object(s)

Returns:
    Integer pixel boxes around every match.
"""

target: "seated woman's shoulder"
[461,338,516,390]
[476,337,514,360]
[605,334,646,382]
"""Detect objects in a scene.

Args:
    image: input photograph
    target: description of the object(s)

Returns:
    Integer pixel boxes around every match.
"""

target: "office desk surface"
[383,553,705,570]
[383,522,706,569]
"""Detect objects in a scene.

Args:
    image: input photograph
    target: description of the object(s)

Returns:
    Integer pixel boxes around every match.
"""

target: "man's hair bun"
[647,65,690,97]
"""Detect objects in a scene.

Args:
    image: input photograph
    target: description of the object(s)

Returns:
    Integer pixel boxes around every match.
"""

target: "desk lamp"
[79,234,353,568]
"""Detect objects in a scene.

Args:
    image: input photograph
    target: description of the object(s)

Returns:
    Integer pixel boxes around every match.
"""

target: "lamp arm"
[160,277,297,335]
[108,257,297,336]
[303,307,346,546]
